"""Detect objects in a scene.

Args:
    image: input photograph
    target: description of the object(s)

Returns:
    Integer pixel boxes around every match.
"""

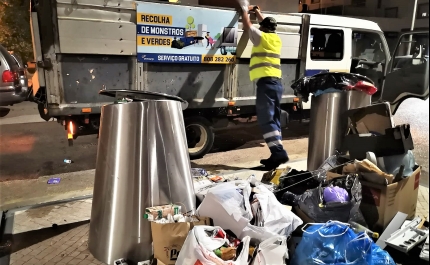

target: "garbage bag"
[176,226,250,265]
[249,236,288,265]
[291,72,377,102]
[240,185,303,240]
[290,221,395,265]
[197,182,302,242]
[281,174,366,225]
[274,169,321,200]
[345,233,396,265]
[324,186,350,203]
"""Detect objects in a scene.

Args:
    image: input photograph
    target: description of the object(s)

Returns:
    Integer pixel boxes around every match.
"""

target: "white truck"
[29,0,429,158]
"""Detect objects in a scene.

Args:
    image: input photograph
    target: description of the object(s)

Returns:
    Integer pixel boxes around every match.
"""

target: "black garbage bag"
[291,72,377,102]
[281,174,367,226]
[274,169,321,201]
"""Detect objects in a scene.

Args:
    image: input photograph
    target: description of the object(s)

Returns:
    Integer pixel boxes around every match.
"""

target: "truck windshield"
[351,31,388,91]
[352,31,387,64]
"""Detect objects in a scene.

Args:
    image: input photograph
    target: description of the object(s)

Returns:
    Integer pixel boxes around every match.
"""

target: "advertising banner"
[136,2,239,64]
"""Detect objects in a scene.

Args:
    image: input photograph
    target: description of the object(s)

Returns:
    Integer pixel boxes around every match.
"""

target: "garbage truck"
[29,0,429,159]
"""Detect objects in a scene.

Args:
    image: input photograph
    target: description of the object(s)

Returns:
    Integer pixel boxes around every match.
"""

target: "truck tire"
[185,117,215,160]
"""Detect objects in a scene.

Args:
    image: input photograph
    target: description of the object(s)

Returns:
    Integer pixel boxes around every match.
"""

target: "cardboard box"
[152,217,212,265]
[359,166,421,232]
[342,104,414,160]
[343,124,414,160]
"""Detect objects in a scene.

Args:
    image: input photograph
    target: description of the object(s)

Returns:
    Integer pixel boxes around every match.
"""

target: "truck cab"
[29,0,428,158]
[301,14,428,115]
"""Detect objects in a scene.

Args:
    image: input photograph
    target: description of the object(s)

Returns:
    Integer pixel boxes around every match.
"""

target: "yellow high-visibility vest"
[249,32,282,81]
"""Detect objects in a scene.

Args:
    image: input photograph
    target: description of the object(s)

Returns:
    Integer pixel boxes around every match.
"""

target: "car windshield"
[11,54,23,68]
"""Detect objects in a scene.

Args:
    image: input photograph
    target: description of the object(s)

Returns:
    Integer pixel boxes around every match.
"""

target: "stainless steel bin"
[307,90,371,171]
[88,90,195,265]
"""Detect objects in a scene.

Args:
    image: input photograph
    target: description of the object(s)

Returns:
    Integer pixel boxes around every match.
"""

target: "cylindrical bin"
[307,90,371,171]
[89,90,195,265]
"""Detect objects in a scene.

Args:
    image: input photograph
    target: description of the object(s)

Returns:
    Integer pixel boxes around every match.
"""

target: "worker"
[240,4,289,170]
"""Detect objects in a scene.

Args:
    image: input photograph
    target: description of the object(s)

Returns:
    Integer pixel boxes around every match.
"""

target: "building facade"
[300,0,429,49]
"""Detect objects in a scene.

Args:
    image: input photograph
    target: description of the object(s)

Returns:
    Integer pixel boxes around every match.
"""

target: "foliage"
[186,16,194,24]
[0,0,33,63]
[185,16,195,30]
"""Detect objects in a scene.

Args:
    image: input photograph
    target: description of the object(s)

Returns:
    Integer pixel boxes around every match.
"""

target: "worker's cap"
[259,17,277,29]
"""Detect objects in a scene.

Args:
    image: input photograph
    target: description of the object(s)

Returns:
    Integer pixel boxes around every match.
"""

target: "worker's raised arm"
[253,6,265,22]
[240,7,253,31]
[238,4,263,46]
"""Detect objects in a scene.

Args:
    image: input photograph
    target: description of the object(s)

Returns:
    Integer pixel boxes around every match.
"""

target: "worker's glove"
[250,5,260,12]
[236,0,250,11]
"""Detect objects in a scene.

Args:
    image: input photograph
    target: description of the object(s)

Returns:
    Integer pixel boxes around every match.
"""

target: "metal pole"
[408,0,419,54]
[342,0,345,16]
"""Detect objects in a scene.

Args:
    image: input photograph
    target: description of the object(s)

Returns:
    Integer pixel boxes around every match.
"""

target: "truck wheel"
[185,117,215,160]
[220,46,227,56]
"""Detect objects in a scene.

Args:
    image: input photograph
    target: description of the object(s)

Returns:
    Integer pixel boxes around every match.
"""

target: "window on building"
[310,28,344,60]
[385,7,398,18]
[311,0,320,3]
[417,3,429,19]
[377,0,382,9]
[351,0,366,7]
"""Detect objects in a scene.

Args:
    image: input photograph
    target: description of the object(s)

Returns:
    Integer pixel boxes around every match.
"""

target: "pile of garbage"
[146,159,417,265]
[137,101,428,265]
[106,73,428,265]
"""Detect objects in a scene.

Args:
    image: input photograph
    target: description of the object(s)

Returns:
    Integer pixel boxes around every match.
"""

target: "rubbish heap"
[142,148,427,265]
[90,75,428,265]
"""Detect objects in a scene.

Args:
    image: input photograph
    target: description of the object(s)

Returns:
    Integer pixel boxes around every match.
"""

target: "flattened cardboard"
[359,166,421,232]
[347,103,393,135]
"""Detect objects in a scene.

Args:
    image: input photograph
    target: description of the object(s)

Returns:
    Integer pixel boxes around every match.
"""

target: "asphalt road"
[392,98,429,187]
[0,99,428,186]
[0,103,308,182]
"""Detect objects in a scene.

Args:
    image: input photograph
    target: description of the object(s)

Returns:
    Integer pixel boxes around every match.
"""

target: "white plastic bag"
[196,183,253,238]
[250,236,288,265]
[176,226,250,265]
[197,183,303,242]
[241,185,303,239]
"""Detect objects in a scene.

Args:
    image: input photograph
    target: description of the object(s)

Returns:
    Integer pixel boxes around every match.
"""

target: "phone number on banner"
[137,53,236,64]
[201,55,236,64]
[138,53,201,63]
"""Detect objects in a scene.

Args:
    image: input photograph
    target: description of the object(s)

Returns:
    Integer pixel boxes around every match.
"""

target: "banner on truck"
[136,2,239,64]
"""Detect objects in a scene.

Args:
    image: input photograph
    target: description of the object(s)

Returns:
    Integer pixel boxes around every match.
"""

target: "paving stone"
[8,191,429,265]
[67,258,84,265]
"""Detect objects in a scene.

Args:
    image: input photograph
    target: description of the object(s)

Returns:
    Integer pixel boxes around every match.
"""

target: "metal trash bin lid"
[99,89,189,110]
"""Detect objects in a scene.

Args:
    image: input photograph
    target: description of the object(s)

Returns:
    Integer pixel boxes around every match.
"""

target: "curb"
[0,189,93,212]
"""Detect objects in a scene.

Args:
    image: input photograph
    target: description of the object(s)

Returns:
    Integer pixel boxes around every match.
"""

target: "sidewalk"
[2,161,429,265]
[0,137,309,211]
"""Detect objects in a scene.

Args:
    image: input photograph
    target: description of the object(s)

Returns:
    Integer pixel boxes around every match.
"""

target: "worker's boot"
[260,154,289,170]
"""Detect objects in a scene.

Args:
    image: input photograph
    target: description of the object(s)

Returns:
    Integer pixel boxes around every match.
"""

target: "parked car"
[9,52,25,68]
[0,44,29,106]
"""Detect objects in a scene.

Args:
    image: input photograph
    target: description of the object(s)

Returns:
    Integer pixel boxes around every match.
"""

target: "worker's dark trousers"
[256,77,288,159]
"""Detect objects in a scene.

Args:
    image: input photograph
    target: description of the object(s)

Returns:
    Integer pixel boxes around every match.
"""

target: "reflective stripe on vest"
[250,32,282,81]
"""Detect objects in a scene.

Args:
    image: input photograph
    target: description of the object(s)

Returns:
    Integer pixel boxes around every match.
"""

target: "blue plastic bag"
[344,233,391,265]
[290,221,395,265]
